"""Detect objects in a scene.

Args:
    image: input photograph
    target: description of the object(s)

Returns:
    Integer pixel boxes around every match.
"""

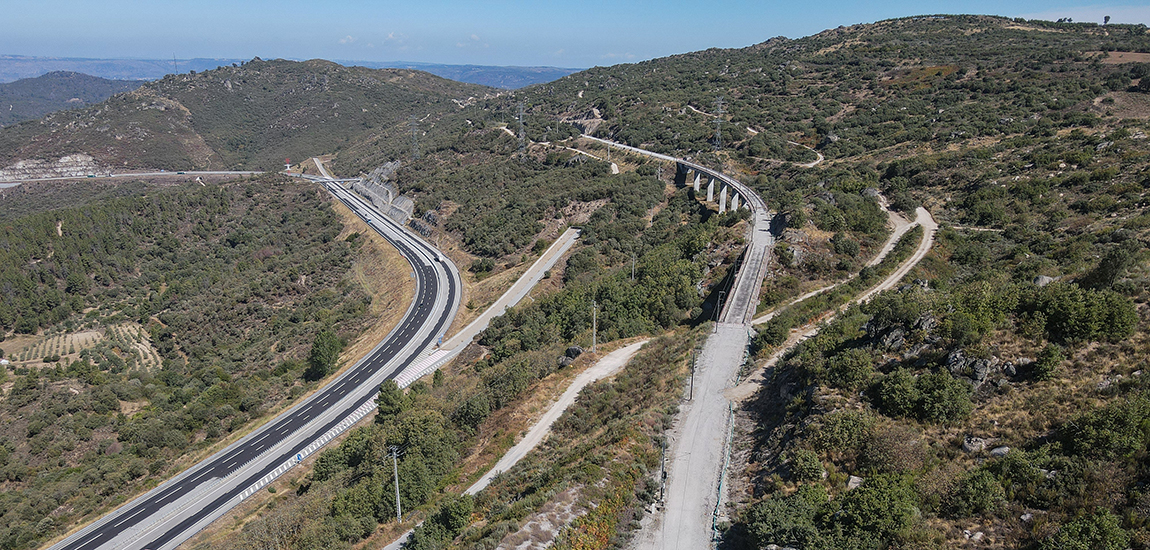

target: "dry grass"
[332,200,416,370]
[1088,51,1150,64]
[497,486,586,549]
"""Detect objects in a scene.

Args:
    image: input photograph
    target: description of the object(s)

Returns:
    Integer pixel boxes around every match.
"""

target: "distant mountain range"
[334,60,581,89]
[0,55,581,89]
[0,71,145,127]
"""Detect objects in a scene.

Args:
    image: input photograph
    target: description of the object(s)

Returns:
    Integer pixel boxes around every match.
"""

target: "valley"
[0,13,1147,550]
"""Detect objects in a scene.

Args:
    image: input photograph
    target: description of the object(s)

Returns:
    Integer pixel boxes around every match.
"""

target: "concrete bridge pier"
[674,162,689,187]
[693,172,701,193]
[731,193,740,211]
[719,186,728,213]
[706,176,715,202]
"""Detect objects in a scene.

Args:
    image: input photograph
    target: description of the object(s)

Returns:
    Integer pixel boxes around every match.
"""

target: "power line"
[389,445,405,522]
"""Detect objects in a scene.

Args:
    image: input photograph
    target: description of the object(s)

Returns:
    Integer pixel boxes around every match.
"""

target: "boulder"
[557,356,575,368]
[880,327,906,351]
[1033,275,1055,287]
[565,345,584,359]
[847,475,865,490]
[990,446,1011,458]
[914,312,938,333]
[962,436,986,454]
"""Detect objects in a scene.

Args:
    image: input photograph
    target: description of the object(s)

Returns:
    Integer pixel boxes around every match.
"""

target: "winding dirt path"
[729,206,936,402]
[751,195,912,326]
[464,340,648,495]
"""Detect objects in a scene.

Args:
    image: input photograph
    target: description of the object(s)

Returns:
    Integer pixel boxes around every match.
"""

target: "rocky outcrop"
[0,154,109,181]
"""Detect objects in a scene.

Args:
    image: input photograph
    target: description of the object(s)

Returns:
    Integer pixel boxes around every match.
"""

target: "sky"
[5,0,1150,68]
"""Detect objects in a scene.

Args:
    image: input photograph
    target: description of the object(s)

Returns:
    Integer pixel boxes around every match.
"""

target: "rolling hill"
[0,72,145,128]
[0,58,496,172]
[0,13,1148,550]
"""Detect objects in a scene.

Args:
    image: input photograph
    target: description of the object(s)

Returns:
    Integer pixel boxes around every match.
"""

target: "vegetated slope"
[190,14,1150,550]
[341,61,582,89]
[200,166,739,550]
[0,72,145,128]
[0,55,246,83]
[0,175,392,550]
[0,58,496,171]
[496,14,1150,550]
[519,15,1150,161]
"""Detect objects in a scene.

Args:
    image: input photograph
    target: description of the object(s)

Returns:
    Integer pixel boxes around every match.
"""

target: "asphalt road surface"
[48,171,460,550]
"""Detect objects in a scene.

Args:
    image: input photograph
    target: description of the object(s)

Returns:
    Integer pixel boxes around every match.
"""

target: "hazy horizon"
[4,1,1149,70]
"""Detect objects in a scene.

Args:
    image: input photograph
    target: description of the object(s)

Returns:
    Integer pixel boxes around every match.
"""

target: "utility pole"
[172,54,178,75]
[659,438,667,501]
[713,290,726,332]
[689,348,696,401]
[713,96,725,150]
[389,446,402,522]
[592,299,598,354]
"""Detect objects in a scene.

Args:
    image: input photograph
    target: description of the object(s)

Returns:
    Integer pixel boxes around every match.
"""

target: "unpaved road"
[751,195,912,326]
[632,323,751,550]
[383,341,649,550]
[465,340,648,495]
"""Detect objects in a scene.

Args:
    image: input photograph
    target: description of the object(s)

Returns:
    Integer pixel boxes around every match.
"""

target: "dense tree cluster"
[0,177,373,550]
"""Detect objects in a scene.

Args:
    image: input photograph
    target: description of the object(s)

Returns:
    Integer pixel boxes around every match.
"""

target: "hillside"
[343,61,581,89]
[1,13,1148,550]
[0,56,577,89]
[0,174,418,550]
[0,58,496,171]
[0,72,144,128]
[0,56,246,83]
[350,14,1150,550]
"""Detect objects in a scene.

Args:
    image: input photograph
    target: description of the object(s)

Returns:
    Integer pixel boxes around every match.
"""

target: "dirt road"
[729,206,937,402]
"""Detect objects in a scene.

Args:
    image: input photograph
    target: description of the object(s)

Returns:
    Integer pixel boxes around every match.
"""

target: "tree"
[1078,241,1139,291]
[1034,344,1064,381]
[305,329,342,381]
[375,380,408,423]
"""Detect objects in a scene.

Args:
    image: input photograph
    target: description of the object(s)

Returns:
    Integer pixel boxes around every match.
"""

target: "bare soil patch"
[1089,51,1150,64]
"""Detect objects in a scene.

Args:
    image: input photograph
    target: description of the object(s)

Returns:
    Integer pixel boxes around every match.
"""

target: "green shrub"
[1061,394,1150,459]
[790,449,825,482]
[836,474,918,540]
[871,369,919,418]
[1034,344,1064,381]
[1040,508,1130,550]
[825,348,874,390]
[870,369,972,424]
[806,410,876,456]
[947,469,1005,517]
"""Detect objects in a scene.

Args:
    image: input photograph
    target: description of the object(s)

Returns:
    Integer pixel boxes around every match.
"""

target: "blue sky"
[5,1,1150,68]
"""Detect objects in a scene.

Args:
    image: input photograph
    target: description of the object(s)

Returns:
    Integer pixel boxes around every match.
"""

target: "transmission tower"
[389,445,404,521]
[713,96,725,150]
[410,116,420,160]
[517,102,526,158]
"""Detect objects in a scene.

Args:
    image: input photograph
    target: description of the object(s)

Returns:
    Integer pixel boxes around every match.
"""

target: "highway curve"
[47,175,460,550]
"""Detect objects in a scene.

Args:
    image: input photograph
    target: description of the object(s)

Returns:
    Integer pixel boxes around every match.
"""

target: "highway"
[46,168,461,550]
[0,171,262,185]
